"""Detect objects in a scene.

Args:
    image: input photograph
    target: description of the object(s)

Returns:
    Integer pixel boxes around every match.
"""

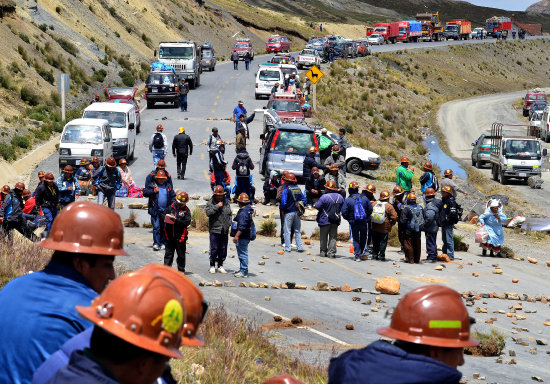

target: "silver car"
[368,34,384,45]
[200,48,216,71]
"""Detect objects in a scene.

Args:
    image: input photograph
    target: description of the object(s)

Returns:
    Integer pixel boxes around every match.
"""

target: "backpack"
[448,202,463,224]
[153,132,164,149]
[235,156,250,177]
[432,174,439,192]
[371,202,387,224]
[289,186,305,217]
[424,201,441,228]
[353,196,367,221]
[324,195,341,224]
[406,205,425,232]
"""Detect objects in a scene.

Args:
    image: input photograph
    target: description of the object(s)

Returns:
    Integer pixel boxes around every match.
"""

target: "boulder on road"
[375,276,400,295]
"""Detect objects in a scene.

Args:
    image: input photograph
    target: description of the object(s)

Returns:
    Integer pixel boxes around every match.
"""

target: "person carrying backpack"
[280,173,306,253]
[440,185,459,260]
[149,124,168,168]
[315,180,344,258]
[92,157,121,210]
[232,193,255,278]
[342,181,373,262]
[232,149,254,202]
[419,162,439,199]
[211,140,227,187]
[423,187,442,262]
[399,192,424,264]
[370,190,398,261]
[391,185,406,253]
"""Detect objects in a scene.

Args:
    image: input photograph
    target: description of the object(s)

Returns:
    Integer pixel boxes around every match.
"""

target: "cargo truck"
[415,12,443,41]
[490,122,547,185]
[373,22,400,44]
[443,19,472,40]
[157,41,201,89]
[486,16,512,38]
[397,20,423,42]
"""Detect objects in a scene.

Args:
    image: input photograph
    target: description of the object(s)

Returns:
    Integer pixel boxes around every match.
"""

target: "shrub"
[453,234,469,252]
[19,33,30,44]
[310,227,320,240]
[388,225,400,247]
[0,237,51,288]
[50,92,61,107]
[36,67,55,84]
[258,217,277,237]
[20,87,40,106]
[465,329,506,356]
[0,143,16,161]
[55,38,78,56]
[55,6,61,13]
[11,135,30,149]
[38,24,48,32]
[190,206,209,231]
[119,70,134,87]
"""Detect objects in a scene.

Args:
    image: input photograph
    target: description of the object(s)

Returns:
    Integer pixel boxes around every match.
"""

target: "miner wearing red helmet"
[420,161,439,197]
[92,157,122,210]
[441,169,468,198]
[57,165,81,210]
[0,182,38,244]
[315,180,345,258]
[342,181,373,262]
[370,190,398,261]
[396,156,415,193]
[328,284,478,384]
[424,187,442,262]
[164,191,192,273]
[324,144,345,178]
[35,172,60,235]
[205,185,232,274]
[440,185,459,260]
[0,201,129,384]
[150,124,168,168]
[233,192,255,278]
[144,170,176,252]
[399,192,423,264]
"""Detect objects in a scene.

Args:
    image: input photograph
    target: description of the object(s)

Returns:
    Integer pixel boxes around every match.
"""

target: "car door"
[127,110,136,154]
[103,124,113,159]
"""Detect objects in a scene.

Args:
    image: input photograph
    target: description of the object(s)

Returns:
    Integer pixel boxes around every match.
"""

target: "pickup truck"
[296,49,321,69]
[490,123,547,185]
[523,89,547,117]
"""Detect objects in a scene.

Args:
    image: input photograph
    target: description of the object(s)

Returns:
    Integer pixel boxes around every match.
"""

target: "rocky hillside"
[527,0,550,14]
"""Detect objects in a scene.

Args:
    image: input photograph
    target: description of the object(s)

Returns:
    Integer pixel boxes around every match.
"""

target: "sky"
[458,0,540,11]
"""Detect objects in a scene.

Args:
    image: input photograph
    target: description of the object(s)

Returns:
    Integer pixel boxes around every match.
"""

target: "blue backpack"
[353,196,366,221]
[406,205,425,232]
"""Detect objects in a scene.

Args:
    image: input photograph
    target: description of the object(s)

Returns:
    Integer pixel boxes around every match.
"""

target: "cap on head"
[118,158,127,165]
[105,157,116,168]
[328,163,339,171]
[376,284,478,348]
[379,190,390,201]
[423,162,433,171]
[407,192,417,201]
[321,128,327,134]
[212,127,218,132]
[176,192,189,204]
[213,185,226,196]
[308,146,316,153]
[156,160,167,169]
[179,127,185,134]
[400,157,409,164]
[238,100,244,105]
[156,124,164,131]
[324,180,338,191]
[63,165,73,174]
[38,201,129,256]
[14,182,25,191]
[441,185,453,194]
[339,128,346,133]
[424,188,436,197]
[331,144,340,153]
[489,199,500,208]
[155,170,168,179]
[237,192,250,204]
[1,185,9,194]
[444,169,453,176]
[348,181,360,189]
[392,185,404,196]
[95,94,100,98]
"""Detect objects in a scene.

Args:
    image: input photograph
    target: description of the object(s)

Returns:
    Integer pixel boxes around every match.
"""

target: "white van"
[255,63,283,99]
[83,102,137,160]
[58,118,113,170]
[540,106,550,143]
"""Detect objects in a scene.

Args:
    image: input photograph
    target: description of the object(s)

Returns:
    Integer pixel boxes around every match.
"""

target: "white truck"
[490,123,547,185]
[157,41,201,88]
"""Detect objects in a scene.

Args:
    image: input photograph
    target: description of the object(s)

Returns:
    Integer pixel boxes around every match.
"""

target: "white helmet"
[488,199,501,208]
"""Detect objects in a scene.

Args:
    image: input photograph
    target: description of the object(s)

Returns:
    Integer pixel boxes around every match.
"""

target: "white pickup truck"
[296,49,321,69]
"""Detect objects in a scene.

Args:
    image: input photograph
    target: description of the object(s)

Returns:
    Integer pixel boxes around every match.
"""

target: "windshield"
[370,34,381,38]
[159,46,194,59]
[62,125,103,144]
[235,44,249,49]
[270,100,301,112]
[146,73,176,85]
[274,130,314,154]
[280,67,297,75]
[481,137,493,145]
[83,111,126,128]
[259,70,280,81]
[399,27,408,33]
[308,38,322,44]
[505,140,540,157]
[374,28,387,33]
[268,38,281,43]
[445,26,459,31]
[202,51,212,58]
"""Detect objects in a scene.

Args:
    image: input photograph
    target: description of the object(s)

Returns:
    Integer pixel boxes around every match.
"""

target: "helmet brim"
[376,327,479,348]
[37,239,130,256]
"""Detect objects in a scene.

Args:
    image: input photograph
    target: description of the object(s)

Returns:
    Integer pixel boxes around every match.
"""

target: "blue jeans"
[245,60,250,70]
[441,225,454,259]
[42,207,58,233]
[236,238,250,274]
[350,222,368,258]
[151,212,166,247]
[235,177,252,199]
[426,231,438,260]
[179,94,187,111]
[329,52,334,62]
[97,190,116,209]
[153,150,165,168]
[284,211,302,252]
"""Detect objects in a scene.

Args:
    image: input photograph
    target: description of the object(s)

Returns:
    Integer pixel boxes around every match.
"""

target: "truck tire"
[189,79,196,90]
[346,159,363,175]
[545,133,550,143]
[471,156,475,166]
[522,109,528,117]
[491,165,498,181]
[476,159,483,169]
[499,171,508,185]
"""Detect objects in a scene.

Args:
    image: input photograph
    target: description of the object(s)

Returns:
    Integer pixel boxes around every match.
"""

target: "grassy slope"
[315,39,550,214]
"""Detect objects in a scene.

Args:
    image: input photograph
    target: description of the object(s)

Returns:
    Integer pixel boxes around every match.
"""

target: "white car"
[368,34,384,45]
[529,112,542,138]
[296,49,321,69]
[315,129,381,174]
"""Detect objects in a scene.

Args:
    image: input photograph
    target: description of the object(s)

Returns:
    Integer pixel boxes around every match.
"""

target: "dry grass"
[0,237,51,288]
[258,217,277,237]
[191,206,209,232]
[123,210,140,228]
[465,329,506,357]
[388,225,400,247]
[310,227,320,240]
[171,305,327,383]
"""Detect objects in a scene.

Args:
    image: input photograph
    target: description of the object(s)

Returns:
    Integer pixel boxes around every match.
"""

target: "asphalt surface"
[29,38,550,382]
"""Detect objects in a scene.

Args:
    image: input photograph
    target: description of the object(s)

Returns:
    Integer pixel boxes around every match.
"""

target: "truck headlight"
[506,164,513,168]
[533,165,540,169]
[113,138,128,146]
[59,148,70,156]
[368,157,379,162]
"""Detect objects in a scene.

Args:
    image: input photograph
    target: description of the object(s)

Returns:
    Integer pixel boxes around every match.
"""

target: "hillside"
[527,0,550,14]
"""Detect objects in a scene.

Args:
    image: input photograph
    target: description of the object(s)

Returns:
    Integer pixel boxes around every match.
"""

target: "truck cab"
[157,41,201,89]
[523,89,547,117]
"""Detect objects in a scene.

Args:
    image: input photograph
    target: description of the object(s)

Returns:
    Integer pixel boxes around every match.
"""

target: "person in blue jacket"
[280,173,306,253]
[143,170,176,252]
[92,157,121,210]
[478,199,506,257]
[56,165,81,210]
[341,181,373,262]
[328,285,478,384]
[232,192,255,278]
[0,201,128,384]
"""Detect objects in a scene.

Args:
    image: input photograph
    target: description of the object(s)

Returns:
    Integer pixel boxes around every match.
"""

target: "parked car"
[368,33,384,45]
[529,101,547,120]
[471,134,495,168]
[296,49,321,69]
[255,63,283,100]
[355,39,371,56]
[523,89,547,117]
[529,112,542,138]
[266,35,290,53]
[105,87,141,134]
[200,42,216,71]
[144,70,179,109]
[305,37,327,53]
[259,124,319,177]
[270,55,293,65]
[233,39,254,60]
[539,106,550,143]
[267,93,304,122]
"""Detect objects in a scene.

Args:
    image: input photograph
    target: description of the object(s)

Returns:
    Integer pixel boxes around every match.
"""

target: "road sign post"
[57,73,70,121]
[305,65,324,112]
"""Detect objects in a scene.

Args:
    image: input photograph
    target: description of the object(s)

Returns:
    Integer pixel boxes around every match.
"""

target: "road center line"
[200,153,205,160]
[203,170,209,180]
[324,258,366,277]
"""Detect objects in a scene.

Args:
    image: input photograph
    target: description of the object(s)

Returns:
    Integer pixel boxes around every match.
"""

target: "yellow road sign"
[306,65,324,84]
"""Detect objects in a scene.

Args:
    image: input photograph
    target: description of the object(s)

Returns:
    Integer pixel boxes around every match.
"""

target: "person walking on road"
[211,140,228,187]
[207,127,222,172]
[315,180,344,258]
[206,185,232,274]
[370,190,398,261]
[263,170,280,206]
[93,157,121,210]
[232,148,254,201]
[35,172,59,235]
[235,111,255,136]
[145,159,174,190]
[244,51,251,70]
[423,187,442,262]
[280,173,306,253]
[236,126,247,152]
[338,128,351,160]
[57,166,80,210]
[143,170,175,251]
[232,193,255,278]
[75,159,92,196]
[164,191,191,272]
[231,50,239,70]
[396,157,415,193]
[172,126,193,180]
[342,181,373,262]
[305,167,325,207]
[419,161,439,197]
[440,185,458,260]
[328,285,478,384]
[149,124,168,168]
[478,199,506,257]
[441,169,468,198]
[391,185,406,253]
[232,100,247,122]
[178,78,189,112]
[303,146,326,181]
[400,192,423,264]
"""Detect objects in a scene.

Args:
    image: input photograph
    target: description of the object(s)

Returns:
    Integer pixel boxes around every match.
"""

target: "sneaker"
[354,257,361,262]
[361,254,369,261]
[291,244,297,249]
[217,266,227,274]
[234,272,247,278]
[209,266,216,274]
[153,244,160,251]
[297,249,304,253]
[160,244,165,250]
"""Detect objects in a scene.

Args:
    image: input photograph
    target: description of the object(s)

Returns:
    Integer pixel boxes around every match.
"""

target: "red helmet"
[157,160,167,169]
[328,163,339,171]
[331,145,340,153]
[308,146,316,153]
[1,185,10,194]
[176,192,189,204]
[379,190,390,201]
[45,173,55,181]
[423,162,433,171]
[400,157,409,163]
[348,181,360,189]
[14,182,25,191]
[283,173,297,183]
[156,124,164,131]
[407,192,417,201]
[424,188,436,197]
[324,180,338,191]
[118,158,127,165]
[236,193,251,204]
[63,165,73,174]
[213,185,225,196]
[80,158,89,166]
[441,185,453,194]
[364,184,376,193]
[444,169,453,176]
[392,186,404,196]
[263,375,304,384]
[105,157,116,168]
[377,285,478,348]
[37,171,46,179]
[155,170,168,179]
[22,189,32,198]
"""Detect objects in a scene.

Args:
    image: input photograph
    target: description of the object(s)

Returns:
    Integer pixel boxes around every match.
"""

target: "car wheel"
[255,94,260,100]
[346,159,363,175]
[136,123,141,135]
[128,144,135,161]
[476,159,482,169]
[471,157,475,166]
[545,133,550,143]
[147,100,154,109]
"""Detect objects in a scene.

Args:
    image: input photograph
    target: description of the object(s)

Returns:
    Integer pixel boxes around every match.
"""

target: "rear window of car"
[147,74,176,85]
[268,38,282,43]
[259,70,280,81]
[273,130,314,154]
[270,99,301,112]
[481,137,492,145]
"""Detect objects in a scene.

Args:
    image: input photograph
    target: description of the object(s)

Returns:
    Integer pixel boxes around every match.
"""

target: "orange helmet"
[0,185,9,194]
[63,165,73,174]
[155,170,168,179]
[263,375,304,384]
[176,192,189,204]
[80,158,89,166]
[379,190,390,201]
[441,185,453,194]
[377,285,478,348]
[157,160,167,169]
[45,173,55,181]
[14,182,25,191]
[156,124,164,131]
[237,193,251,204]
[348,181,360,189]
[91,156,100,164]
[37,171,46,179]
[392,185,404,196]
[424,188,436,197]
[105,157,116,168]
[38,201,129,256]
[308,146,316,153]
[365,184,376,193]
[213,185,225,196]
[400,157,409,163]
[331,145,340,153]
[444,169,453,176]
[283,173,297,183]
[118,158,127,165]
[423,162,433,171]
[328,163,339,171]
[324,180,338,191]
[22,189,32,198]
[407,192,417,201]
[77,270,187,358]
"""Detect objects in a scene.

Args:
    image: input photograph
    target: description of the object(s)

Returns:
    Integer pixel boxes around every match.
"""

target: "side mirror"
[260,134,265,140]
[154,49,157,58]
[543,148,548,157]
[471,143,475,146]
[104,137,110,142]
[129,123,135,130]
[263,106,267,110]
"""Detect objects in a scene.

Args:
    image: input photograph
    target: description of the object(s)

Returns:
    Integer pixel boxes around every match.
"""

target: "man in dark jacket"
[178,78,189,112]
[303,146,325,181]
[440,185,457,260]
[263,170,280,205]
[57,165,81,210]
[143,170,176,251]
[399,192,423,264]
[236,126,247,153]
[305,167,325,207]
[324,145,346,178]
[0,182,38,244]
[32,171,45,197]
[205,185,232,274]
[341,181,373,262]
[172,126,193,180]
[392,185,406,253]
[233,193,255,278]
[164,192,192,272]
[35,172,60,235]
[211,141,227,187]
[328,285,478,384]
[280,173,306,253]
[234,112,255,137]
[145,159,174,190]
[92,157,121,210]
[423,187,441,262]
[315,180,344,258]
[231,50,239,69]
[232,149,255,202]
